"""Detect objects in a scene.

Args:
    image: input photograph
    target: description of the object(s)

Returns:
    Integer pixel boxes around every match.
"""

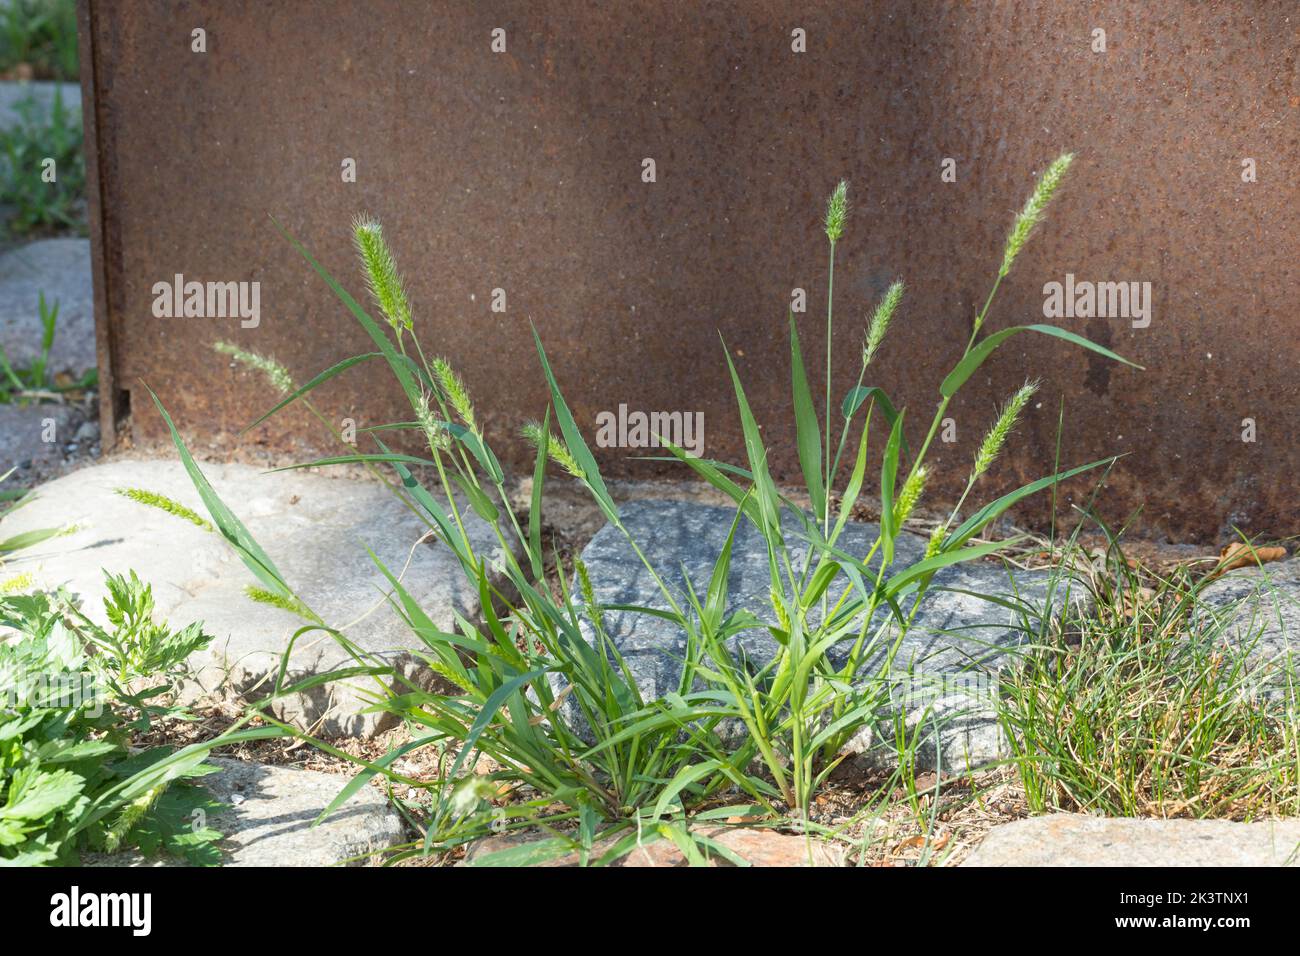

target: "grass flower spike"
[115,487,214,531]
[863,280,904,367]
[244,585,315,621]
[925,525,945,559]
[895,465,927,525]
[999,152,1074,277]
[352,215,412,333]
[213,340,292,395]
[824,180,848,243]
[416,391,451,453]
[432,357,476,430]
[522,420,584,478]
[973,381,1039,479]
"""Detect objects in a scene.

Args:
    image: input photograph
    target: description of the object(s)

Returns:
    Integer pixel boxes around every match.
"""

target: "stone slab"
[0,80,80,129]
[963,813,1300,866]
[567,499,1086,770]
[0,239,95,376]
[90,757,405,867]
[0,458,507,736]
[464,825,845,867]
[1196,557,1299,699]
[0,402,76,470]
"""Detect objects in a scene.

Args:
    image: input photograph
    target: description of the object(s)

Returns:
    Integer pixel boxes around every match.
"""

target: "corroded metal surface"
[81,1,1298,542]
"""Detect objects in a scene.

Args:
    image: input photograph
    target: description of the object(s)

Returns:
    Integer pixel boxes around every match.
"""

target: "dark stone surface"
[566,499,1086,769]
[1197,557,1300,700]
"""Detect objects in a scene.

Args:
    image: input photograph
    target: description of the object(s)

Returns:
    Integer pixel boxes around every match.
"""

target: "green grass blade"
[943,457,1116,550]
[651,759,726,822]
[878,410,906,564]
[272,217,422,407]
[0,527,61,553]
[314,737,430,827]
[527,406,550,580]
[842,385,908,456]
[267,453,434,472]
[466,836,578,867]
[531,325,618,523]
[723,344,781,539]
[147,384,292,598]
[789,312,825,517]
[448,666,553,781]
[704,502,747,628]
[831,402,874,546]
[941,325,1141,398]
[243,352,380,433]
[883,538,1015,597]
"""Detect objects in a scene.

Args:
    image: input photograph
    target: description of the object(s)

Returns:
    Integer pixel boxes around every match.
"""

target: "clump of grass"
[150,153,1142,865]
[0,293,94,404]
[0,87,84,236]
[0,0,78,81]
[1000,532,1300,820]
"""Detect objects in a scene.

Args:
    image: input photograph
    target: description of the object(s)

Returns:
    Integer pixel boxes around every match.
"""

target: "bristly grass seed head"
[416,391,452,453]
[973,381,1039,479]
[244,585,315,621]
[575,557,604,632]
[863,280,904,367]
[1000,152,1074,277]
[895,466,927,525]
[824,180,848,244]
[432,357,476,431]
[102,783,165,854]
[352,215,413,334]
[522,420,584,478]
[213,341,293,395]
[114,487,214,531]
[1,572,34,594]
[925,525,946,559]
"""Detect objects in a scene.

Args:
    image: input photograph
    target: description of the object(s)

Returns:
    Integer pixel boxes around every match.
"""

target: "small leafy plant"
[0,292,93,403]
[155,153,1138,863]
[0,572,227,865]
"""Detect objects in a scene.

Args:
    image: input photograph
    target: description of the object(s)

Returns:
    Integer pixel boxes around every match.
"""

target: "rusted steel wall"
[80,1,1298,542]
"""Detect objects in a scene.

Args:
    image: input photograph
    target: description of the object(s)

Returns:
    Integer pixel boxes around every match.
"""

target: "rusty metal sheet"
[79,0,1299,542]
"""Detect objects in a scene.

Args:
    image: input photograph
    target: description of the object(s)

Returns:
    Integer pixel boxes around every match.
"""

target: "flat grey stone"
[1196,557,1300,700]
[0,458,508,736]
[0,239,95,375]
[963,813,1300,866]
[0,80,80,129]
[89,757,405,867]
[0,402,76,469]
[565,499,1084,771]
